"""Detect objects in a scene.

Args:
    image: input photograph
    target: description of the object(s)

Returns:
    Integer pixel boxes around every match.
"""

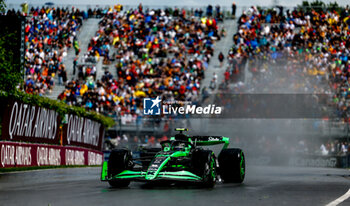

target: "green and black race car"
[101,128,245,187]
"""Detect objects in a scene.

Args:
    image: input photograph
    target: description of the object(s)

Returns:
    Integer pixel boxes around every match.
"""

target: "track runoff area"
[0,165,349,205]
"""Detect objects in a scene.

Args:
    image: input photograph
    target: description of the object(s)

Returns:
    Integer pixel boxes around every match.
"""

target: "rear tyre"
[107,149,132,187]
[192,150,217,188]
[218,148,245,183]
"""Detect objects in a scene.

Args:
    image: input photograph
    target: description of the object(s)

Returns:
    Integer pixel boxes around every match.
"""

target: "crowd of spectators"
[58,5,221,119]
[4,6,110,96]
[104,132,169,151]
[1,5,91,99]
[242,134,349,157]
[225,6,350,120]
[14,7,84,95]
[319,139,349,156]
[4,4,225,122]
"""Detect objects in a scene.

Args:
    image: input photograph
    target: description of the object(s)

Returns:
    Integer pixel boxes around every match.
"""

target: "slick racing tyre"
[218,148,245,183]
[108,149,132,187]
[192,150,217,188]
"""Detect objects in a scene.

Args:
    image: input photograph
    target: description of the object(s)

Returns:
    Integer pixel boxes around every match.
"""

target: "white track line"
[326,188,350,206]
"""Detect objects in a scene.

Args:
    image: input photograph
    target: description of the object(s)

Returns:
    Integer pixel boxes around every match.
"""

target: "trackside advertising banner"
[1,100,104,151]
[0,141,103,168]
[247,155,348,168]
[1,100,61,144]
[62,114,105,151]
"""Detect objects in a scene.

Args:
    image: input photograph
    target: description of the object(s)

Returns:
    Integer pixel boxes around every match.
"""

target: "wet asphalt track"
[0,165,350,206]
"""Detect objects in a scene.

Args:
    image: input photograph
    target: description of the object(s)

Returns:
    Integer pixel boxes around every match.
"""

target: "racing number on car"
[148,156,167,172]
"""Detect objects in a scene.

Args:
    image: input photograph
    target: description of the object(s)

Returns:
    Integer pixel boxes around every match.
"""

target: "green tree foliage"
[0,0,6,13]
[0,0,23,93]
[0,91,115,128]
[299,0,325,12]
[0,32,23,93]
[298,1,342,13]
[310,0,325,8]
[327,2,341,13]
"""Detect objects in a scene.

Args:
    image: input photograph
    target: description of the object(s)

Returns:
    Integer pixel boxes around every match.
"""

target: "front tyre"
[202,154,217,188]
[218,148,245,183]
[107,149,132,187]
[192,150,217,188]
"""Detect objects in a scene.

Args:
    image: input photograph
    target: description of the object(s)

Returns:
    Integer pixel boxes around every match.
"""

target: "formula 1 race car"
[101,128,245,187]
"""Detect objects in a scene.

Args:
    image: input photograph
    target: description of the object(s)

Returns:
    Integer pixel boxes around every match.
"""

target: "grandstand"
[3,3,350,155]
[226,5,350,116]
[12,5,226,121]
[221,5,350,157]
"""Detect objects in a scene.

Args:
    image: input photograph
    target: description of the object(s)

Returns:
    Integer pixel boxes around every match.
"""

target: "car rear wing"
[172,128,230,150]
[191,136,229,149]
